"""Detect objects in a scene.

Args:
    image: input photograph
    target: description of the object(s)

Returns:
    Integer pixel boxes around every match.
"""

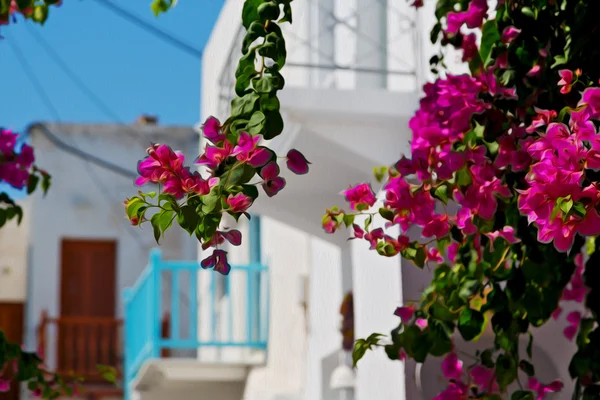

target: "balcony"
[123,249,269,400]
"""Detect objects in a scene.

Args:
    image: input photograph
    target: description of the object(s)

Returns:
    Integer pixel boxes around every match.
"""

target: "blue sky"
[0,0,224,132]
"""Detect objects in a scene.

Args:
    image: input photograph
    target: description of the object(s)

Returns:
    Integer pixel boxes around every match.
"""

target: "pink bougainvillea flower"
[364,228,384,249]
[136,143,185,186]
[0,379,9,392]
[426,247,444,263]
[202,230,242,250]
[225,193,253,213]
[232,132,271,168]
[558,70,574,94]
[441,353,463,380]
[394,304,415,322]
[221,230,242,246]
[398,349,407,361]
[552,306,563,320]
[195,142,233,170]
[445,0,488,35]
[201,116,226,143]
[342,183,377,211]
[447,242,460,262]
[260,162,286,197]
[433,381,468,400]
[200,249,231,275]
[564,311,582,340]
[562,254,587,303]
[422,214,450,239]
[286,149,310,174]
[527,64,542,78]
[581,87,600,118]
[415,318,428,330]
[527,107,557,133]
[528,378,563,400]
[351,224,365,239]
[471,365,498,392]
[501,26,521,44]
[486,226,520,249]
[460,33,478,62]
[322,208,342,234]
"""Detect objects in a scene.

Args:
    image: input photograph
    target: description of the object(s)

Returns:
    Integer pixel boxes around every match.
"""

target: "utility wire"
[7,33,149,249]
[6,35,62,122]
[25,23,151,148]
[90,0,203,60]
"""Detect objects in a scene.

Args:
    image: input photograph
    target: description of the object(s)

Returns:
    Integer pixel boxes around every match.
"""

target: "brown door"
[58,239,117,379]
[0,302,24,400]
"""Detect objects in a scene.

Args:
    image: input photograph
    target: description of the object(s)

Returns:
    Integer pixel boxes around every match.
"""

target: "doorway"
[58,239,118,379]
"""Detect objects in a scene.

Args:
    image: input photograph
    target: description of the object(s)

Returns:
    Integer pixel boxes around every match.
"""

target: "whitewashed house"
[0,118,199,399]
[123,1,574,400]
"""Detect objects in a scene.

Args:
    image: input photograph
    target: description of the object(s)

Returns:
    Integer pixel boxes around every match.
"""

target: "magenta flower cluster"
[0,128,36,190]
[130,117,310,275]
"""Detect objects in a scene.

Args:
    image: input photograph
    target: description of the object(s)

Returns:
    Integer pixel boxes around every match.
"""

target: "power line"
[6,35,62,122]
[28,123,138,180]
[90,0,203,60]
[8,33,149,249]
[25,23,151,148]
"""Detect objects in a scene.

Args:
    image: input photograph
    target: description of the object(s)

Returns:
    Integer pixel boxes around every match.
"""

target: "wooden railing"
[37,310,124,382]
[37,310,171,383]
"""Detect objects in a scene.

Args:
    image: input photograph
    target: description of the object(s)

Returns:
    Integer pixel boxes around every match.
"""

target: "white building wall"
[25,122,198,366]
[0,198,32,302]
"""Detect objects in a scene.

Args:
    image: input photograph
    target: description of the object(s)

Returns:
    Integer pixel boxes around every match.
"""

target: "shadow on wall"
[321,349,341,400]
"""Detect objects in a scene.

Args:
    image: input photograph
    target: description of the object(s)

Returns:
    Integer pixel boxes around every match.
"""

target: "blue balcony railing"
[123,248,269,397]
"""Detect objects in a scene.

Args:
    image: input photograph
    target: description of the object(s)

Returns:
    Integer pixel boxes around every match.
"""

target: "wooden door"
[0,302,24,400]
[58,239,117,379]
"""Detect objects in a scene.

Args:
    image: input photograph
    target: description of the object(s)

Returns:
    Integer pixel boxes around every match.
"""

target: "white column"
[350,226,405,400]
[356,0,388,88]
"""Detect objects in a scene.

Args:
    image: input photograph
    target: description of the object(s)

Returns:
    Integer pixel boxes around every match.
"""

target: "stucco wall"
[24,122,199,366]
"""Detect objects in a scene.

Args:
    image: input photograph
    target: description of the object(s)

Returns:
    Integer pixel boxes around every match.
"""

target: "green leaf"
[458,308,484,340]
[431,185,450,204]
[41,173,51,195]
[352,333,385,367]
[257,1,280,22]
[0,209,6,228]
[511,391,534,400]
[455,167,472,188]
[458,280,480,301]
[481,349,495,368]
[177,205,200,236]
[496,353,517,390]
[519,360,535,377]
[560,197,574,215]
[247,112,266,134]
[196,213,222,242]
[480,20,500,66]
[15,0,31,11]
[32,4,48,24]
[150,0,175,16]
[242,0,262,29]
[379,208,394,222]
[243,21,267,54]
[279,0,292,23]
[263,109,284,140]
[352,339,369,367]
[231,92,260,118]
[151,210,174,243]
[260,94,280,111]
[526,332,533,358]
[201,190,220,214]
[521,7,536,19]
[27,174,40,194]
